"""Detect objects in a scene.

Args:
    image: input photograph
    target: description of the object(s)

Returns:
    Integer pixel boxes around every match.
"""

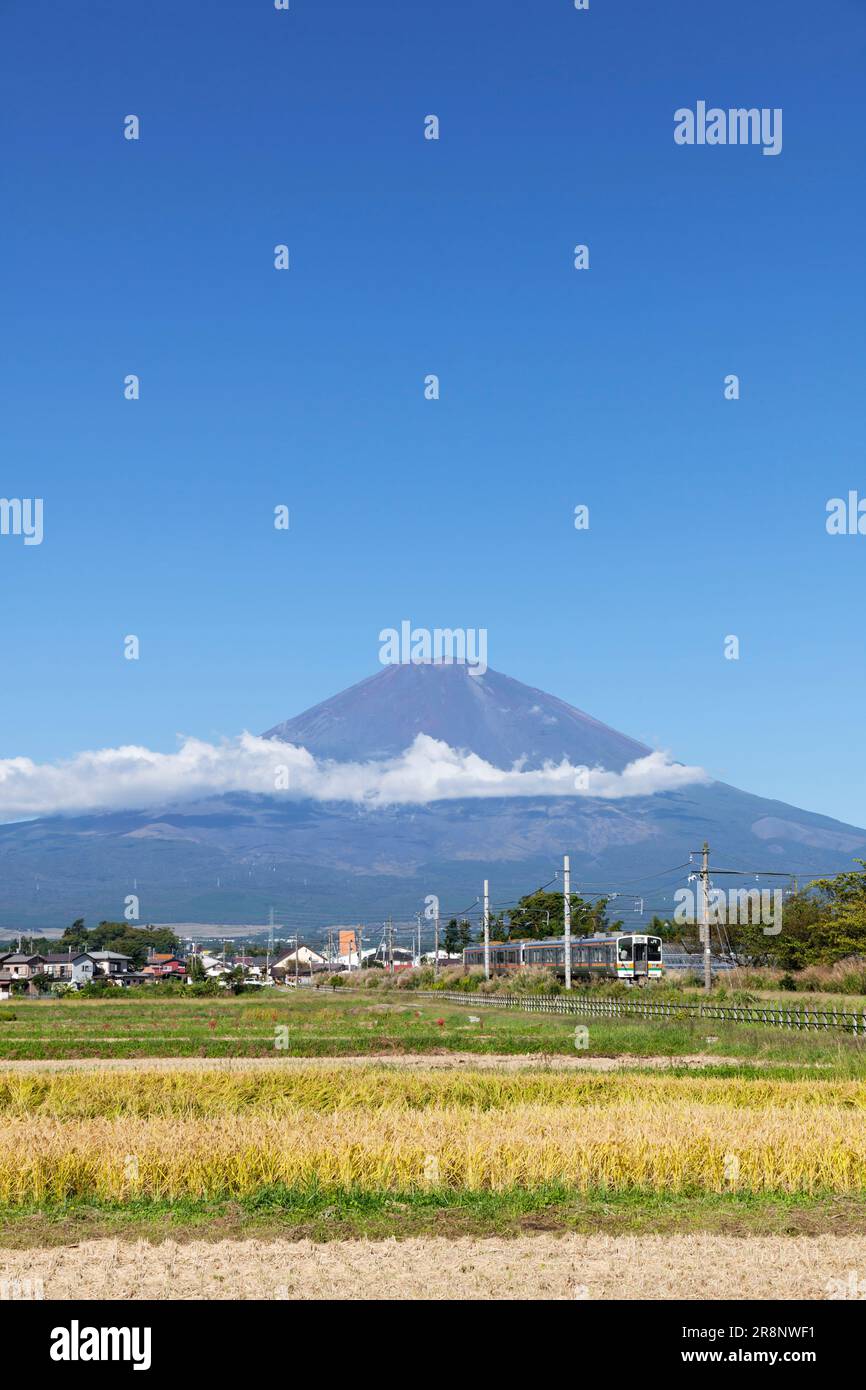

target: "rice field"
[2,1066,866,1205]
[4,995,866,1290]
[3,990,866,1065]
[3,1067,866,1117]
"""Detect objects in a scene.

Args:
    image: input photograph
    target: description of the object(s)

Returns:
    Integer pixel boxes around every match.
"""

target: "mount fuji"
[1,663,864,930]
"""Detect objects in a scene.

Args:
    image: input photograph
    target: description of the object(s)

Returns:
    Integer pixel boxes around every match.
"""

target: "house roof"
[272,946,325,965]
[2,954,46,965]
[44,953,93,964]
[90,951,134,961]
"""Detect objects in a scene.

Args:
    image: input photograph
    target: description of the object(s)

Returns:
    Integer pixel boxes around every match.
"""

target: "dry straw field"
[2,1231,863,1301]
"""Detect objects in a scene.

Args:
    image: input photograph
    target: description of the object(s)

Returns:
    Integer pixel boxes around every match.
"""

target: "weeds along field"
[3,1067,866,1206]
[3,992,866,1064]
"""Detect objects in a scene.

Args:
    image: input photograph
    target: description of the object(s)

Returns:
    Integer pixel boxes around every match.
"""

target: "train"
[462,933,663,984]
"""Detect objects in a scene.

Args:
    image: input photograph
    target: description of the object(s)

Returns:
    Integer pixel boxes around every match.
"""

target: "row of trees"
[443,865,866,970]
[442,889,618,954]
[59,921,182,969]
[1,922,183,968]
[647,863,866,969]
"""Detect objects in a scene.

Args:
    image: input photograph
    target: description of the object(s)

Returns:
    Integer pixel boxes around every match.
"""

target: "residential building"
[89,951,134,977]
[42,953,97,987]
[141,952,187,980]
[270,945,326,983]
[0,954,47,999]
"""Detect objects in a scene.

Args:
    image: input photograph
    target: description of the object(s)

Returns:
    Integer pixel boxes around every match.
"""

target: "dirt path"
[0,1052,768,1073]
[2,1232,860,1300]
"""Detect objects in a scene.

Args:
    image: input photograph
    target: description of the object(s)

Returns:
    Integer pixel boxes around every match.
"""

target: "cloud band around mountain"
[0,733,710,821]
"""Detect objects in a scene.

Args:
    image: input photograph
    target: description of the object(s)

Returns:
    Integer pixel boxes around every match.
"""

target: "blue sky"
[2,0,865,825]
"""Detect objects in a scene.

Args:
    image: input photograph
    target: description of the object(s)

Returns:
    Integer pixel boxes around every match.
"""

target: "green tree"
[709,869,866,969]
[61,919,89,950]
[57,922,183,969]
[443,918,474,954]
[806,862,866,962]
[505,890,611,941]
[188,954,207,983]
[224,966,247,995]
[648,914,678,940]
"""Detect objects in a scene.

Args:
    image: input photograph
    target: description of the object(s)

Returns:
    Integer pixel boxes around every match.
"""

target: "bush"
[715,958,866,999]
[182,979,223,997]
[74,978,116,997]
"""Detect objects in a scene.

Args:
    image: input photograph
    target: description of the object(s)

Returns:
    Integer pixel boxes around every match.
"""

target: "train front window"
[648,939,662,962]
[618,937,632,961]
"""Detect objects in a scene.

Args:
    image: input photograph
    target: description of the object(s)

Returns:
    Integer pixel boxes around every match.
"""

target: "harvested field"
[0,1052,759,1073]
[2,1232,863,1300]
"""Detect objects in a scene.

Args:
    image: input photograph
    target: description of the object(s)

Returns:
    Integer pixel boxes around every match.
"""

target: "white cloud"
[0,732,710,821]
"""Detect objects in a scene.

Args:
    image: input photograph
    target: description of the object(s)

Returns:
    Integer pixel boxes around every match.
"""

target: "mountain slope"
[1,664,864,930]
[263,663,651,771]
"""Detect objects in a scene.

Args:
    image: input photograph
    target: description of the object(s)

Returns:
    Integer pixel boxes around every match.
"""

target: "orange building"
[338,929,357,958]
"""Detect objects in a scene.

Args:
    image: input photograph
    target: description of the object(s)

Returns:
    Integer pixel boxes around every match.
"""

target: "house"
[0,953,47,978]
[141,952,187,980]
[197,952,232,979]
[89,951,134,977]
[361,945,415,970]
[232,955,264,975]
[42,953,97,988]
[0,954,47,999]
[87,951,149,988]
[270,945,326,984]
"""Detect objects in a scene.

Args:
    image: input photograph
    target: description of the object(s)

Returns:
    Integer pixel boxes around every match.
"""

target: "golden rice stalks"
[1,1068,866,1119]
[0,1102,865,1202]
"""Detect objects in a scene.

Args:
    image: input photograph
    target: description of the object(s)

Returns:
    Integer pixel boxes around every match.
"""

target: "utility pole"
[482,879,490,980]
[699,841,712,993]
[415,912,422,967]
[433,900,440,981]
[563,855,572,991]
[387,918,394,973]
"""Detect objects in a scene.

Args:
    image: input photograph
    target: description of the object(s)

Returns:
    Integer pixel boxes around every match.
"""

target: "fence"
[407,989,866,1034]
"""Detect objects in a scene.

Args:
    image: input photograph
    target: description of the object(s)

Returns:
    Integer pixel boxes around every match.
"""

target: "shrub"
[74,978,116,997]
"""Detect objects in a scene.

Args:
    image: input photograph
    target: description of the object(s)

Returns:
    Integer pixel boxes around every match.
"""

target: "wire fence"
[408,989,866,1034]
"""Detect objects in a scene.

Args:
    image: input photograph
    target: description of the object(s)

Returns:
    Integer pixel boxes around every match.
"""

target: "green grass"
[1,991,865,1069]
[1,1184,864,1248]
